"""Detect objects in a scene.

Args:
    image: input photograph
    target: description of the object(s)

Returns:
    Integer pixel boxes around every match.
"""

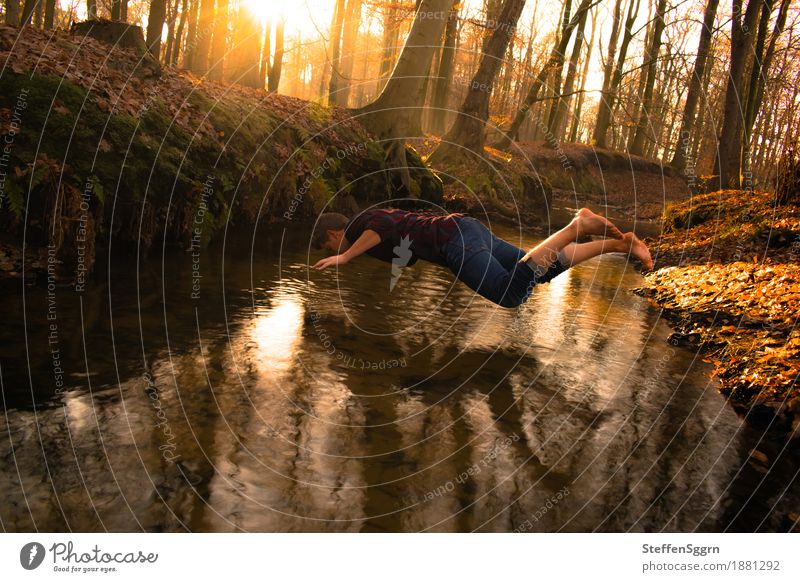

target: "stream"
[1,219,798,532]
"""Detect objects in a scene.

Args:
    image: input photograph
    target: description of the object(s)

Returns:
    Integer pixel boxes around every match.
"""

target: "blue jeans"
[442,217,568,308]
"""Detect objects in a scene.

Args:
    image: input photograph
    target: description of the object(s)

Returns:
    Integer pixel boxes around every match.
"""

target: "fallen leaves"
[636,190,800,434]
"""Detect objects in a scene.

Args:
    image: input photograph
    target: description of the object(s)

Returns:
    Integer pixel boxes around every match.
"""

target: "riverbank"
[636,189,800,437]
[412,137,690,222]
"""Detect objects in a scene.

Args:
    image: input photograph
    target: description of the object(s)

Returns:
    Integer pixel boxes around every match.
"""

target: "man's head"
[311,213,350,253]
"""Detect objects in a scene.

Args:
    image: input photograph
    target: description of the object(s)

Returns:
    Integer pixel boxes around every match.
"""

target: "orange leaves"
[639,190,800,428]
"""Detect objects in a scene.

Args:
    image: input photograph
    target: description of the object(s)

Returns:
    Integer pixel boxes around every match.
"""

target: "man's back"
[344,208,463,266]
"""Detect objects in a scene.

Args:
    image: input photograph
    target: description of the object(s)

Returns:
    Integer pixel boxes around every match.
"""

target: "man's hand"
[312,254,350,270]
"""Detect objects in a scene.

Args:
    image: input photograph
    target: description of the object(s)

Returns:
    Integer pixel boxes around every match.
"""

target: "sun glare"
[241,0,333,39]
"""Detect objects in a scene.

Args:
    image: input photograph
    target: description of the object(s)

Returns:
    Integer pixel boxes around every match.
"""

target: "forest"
[1,0,800,534]
[2,0,798,187]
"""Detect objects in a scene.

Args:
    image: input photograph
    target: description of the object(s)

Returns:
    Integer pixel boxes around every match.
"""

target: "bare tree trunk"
[428,0,527,164]
[268,17,286,92]
[146,0,167,59]
[744,0,790,158]
[378,2,405,92]
[629,0,667,155]
[164,0,179,64]
[669,0,719,170]
[569,6,596,142]
[550,5,587,143]
[182,0,198,69]
[355,37,370,106]
[591,0,623,145]
[43,0,55,29]
[5,0,20,26]
[328,0,347,105]
[498,0,595,148]
[430,0,459,134]
[170,0,188,64]
[593,0,639,147]
[227,5,261,87]
[715,0,765,189]
[357,0,452,191]
[337,0,363,107]
[191,0,214,75]
[111,0,121,20]
[514,7,537,108]
[32,0,42,27]
[496,38,515,115]
[20,0,35,25]
[545,0,573,133]
[259,19,271,89]
[268,17,284,92]
[207,0,228,80]
[87,0,97,19]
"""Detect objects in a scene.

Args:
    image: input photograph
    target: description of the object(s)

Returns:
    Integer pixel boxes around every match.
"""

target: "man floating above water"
[311,208,653,308]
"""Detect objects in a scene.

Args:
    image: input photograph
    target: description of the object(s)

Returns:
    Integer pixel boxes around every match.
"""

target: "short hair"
[311,213,350,249]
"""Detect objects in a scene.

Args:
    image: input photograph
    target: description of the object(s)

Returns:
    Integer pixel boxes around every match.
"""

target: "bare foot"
[573,208,624,239]
[621,232,653,270]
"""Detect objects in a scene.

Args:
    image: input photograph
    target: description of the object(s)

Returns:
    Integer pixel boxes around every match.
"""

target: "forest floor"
[636,190,800,437]
[414,136,690,221]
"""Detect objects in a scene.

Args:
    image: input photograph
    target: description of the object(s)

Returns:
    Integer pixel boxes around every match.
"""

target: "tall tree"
[146,0,168,59]
[20,0,34,25]
[569,5,597,142]
[207,0,228,80]
[498,0,595,148]
[259,19,271,88]
[715,0,765,189]
[670,0,719,170]
[337,0,363,107]
[743,0,790,158]
[183,0,199,69]
[5,0,20,26]
[429,0,527,164]
[378,2,402,90]
[268,16,284,92]
[629,0,667,155]
[170,0,189,64]
[545,0,573,134]
[593,0,624,143]
[87,0,97,19]
[43,0,55,29]
[592,0,640,148]
[328,0,347,104]
[357,0,452,191]
[164,0,178,65]
[549,5,588,142]
[33,0,41,27]
[191,0,215,75]
[227,4,261,87]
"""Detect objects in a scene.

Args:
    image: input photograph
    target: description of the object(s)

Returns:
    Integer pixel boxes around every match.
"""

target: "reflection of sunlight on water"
[527,269,571,353]
[65,391,92,434]
[252,296,304,373]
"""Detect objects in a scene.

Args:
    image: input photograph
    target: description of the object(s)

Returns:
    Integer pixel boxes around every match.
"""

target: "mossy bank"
[0,25,440,283]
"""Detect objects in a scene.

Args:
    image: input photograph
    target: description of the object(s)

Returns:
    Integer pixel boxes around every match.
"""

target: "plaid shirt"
[344,208,463,267]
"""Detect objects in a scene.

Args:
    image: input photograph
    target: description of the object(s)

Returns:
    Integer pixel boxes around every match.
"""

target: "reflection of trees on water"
[1,246,797,532]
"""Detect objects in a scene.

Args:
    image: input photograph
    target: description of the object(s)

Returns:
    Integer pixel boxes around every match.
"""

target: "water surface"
[1,222,798,532]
